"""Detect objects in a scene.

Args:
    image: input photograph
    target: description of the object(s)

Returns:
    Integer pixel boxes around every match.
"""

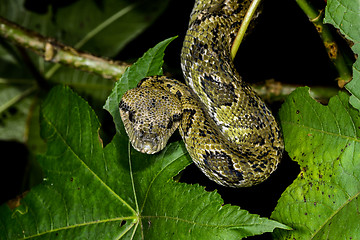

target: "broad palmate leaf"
[272,88,360,239]
[0,39,289,239]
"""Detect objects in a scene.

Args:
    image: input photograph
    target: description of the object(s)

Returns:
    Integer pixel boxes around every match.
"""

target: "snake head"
[119,87,182,154]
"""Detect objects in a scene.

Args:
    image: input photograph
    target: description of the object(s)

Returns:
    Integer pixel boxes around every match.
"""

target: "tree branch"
[252,79,338,104]
[296,0,353,88]
[0,17,129,81]
[0,15,340,104]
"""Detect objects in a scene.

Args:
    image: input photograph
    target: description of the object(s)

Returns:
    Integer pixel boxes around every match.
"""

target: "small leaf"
[272,87,360,239]
[103,36,177,134]
[324,0,360,110]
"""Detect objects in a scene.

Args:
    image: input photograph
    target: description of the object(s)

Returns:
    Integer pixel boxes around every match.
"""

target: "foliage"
[272,88,360,239]
[0,0,170,143]
[324,0,360,110]
[271,0,360,238]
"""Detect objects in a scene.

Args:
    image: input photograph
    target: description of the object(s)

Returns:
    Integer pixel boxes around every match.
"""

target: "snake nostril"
[139,129,144,138]
[167,118,173,129]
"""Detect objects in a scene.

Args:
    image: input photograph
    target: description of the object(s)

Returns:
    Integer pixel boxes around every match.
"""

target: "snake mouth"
[129,132,167,154]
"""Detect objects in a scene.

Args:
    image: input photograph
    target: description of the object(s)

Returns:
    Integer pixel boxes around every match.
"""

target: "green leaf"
[54,0,171,57]
[324,0,360,110]
[0,85,138,239]
[0,42,36,142]
[50,68,115,108]
[104,36,177,134]
[271,87,360,239]
[0,85,289,239]
[0,84,35,141]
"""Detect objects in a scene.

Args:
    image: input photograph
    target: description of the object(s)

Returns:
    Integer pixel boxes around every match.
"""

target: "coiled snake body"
[120,0,284,187]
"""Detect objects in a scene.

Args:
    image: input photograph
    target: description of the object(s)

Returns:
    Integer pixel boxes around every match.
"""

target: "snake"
[119,0,284,187]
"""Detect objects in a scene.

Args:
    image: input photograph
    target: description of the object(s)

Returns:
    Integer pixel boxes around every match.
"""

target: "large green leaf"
[271,87,360,239]
[324,0,360,110]
[0,85,289,239]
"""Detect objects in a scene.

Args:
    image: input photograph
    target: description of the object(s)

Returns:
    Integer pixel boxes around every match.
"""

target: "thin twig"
[0,86,37,114]
[0,17,129,81]
[295,0,353,87]
[252,79,338,104]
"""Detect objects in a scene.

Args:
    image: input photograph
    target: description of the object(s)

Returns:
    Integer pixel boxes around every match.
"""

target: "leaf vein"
[283,121,359,143]
[22,217,136,239]
[310,191,360,239]
[41,113,137,215]
[139,147,187,215]
[141,215,268,228]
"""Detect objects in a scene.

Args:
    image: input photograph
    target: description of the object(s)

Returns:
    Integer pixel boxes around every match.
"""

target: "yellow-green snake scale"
[119,0,284,187]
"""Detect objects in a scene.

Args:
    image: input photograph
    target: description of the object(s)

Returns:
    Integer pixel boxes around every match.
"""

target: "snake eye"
[119,100,129,111]
[167,113,183,129]
[128,110,135,123]
[173,113,182,121]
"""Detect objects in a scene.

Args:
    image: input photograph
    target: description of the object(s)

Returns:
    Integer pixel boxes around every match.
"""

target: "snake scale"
[119,0,284,187]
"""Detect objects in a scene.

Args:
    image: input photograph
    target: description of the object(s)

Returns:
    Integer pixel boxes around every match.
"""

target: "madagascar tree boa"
[119,0,284,187]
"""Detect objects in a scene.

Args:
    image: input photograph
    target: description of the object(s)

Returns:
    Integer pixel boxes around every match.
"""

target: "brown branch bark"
[0,17,129,81]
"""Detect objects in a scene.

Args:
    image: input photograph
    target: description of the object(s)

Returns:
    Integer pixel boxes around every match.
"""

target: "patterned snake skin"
[119,0,284,187]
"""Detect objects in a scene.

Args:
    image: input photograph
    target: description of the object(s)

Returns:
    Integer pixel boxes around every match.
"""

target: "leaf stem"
[128,142,140,214]
[230,0,262,60]
[295,0,353,87]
